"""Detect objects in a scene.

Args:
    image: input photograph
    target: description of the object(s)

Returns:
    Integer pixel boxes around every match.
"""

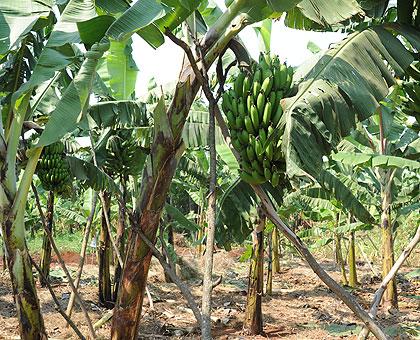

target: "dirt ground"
[0,246,419,339]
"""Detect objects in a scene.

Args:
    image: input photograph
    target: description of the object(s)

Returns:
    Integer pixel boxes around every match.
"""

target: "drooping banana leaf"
[298,0,363,26]
[333,152,420,170]
[36,0,165,146]
[37,40,110,146]
[13,0,97,104]
[357,0,389,18]
[216,177,257,247]
[280,24,420,223]
[55,205,90,225]
[67,156,120,194]
[335,221,373,234]
[165,203,200,232]
[182,105,225,148]
[96,0,201,49]
[282,187,339,213]
[216,144,240,173]
[88,100,149,129]
[285,0,364,30]
[0,0,52,55]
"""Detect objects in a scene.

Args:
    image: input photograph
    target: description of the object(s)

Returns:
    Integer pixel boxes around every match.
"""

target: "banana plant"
[1,1,413,339]
[0,0,167,336]
[36,140,73,286]
[279,7,420,224]
[330,102,419,307]
[111,1,367,335]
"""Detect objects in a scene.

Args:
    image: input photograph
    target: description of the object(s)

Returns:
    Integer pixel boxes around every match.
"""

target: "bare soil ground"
[0,246,419,339]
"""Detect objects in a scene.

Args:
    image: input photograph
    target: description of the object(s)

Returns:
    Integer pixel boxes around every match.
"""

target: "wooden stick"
[31,183,97,339]
[66,192,98,321]
[124,210,203,326]
[30,255,86,340]
[166,29,221,339]
[93,311,113,330]
[358,225,420,339]
[357,241,378,276]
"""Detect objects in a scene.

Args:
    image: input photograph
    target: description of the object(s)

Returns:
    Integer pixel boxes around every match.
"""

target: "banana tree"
[331,104,419,308]
[2,2,417,340]
[36,140,73,286]
[0,1,73,336]
[217,13,418,327]
[23,1,376,338]
[243,207,265,335]
[0,0,164,337]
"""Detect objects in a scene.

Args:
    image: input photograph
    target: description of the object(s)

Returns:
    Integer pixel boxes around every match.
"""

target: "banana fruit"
[222,52,293,187]
[37,141,72,194]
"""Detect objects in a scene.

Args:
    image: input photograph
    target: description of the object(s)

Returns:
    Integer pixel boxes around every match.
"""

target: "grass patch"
[27,230,84,254]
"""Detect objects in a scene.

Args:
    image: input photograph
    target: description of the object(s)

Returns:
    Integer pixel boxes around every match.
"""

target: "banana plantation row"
[0,0,419,339]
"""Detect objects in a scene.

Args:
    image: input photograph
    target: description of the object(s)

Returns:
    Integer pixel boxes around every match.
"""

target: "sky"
[131,2,346,97]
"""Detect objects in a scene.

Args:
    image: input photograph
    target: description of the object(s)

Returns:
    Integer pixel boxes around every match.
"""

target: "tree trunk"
[110,75,196,339]
[379,170,397,309]
[200,55,218,339]
[348,230,358,288]
[113,178,127,301]
[39,190,54,286]
[1,144,45,339]
[99,192,112,308]
[272,228,280,273]
[381,206,398,309]
[335,232,348,285]
[2,241,7,271]
[266,230,273,295]
[111,5,250,337]
[377,107,398,309]
[243,212,265,335]
[2,214,46,339]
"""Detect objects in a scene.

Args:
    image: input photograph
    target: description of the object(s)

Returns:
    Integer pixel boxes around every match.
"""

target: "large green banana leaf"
[96,38,138,100]
[280,24,420,223]
[0,0,52,55]
[14,0,96,102]
[88,100,148,129]
[183,104,225,148]
[67,156,120,194]
[298,0,362,26]
[332,152,420,170]
[216,178,257,247]
[96,0,201,48]
[165,203,200,232]
[285,0,389,31]
[35,0,166,146]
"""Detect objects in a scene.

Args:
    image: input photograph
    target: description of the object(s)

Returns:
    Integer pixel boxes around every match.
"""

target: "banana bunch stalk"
[37,141,72,193]
[222,52,293,186]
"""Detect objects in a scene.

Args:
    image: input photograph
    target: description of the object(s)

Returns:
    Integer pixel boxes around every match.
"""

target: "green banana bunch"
[37,141,72,194]
[222,52,294,187]
[104,134,139,177]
